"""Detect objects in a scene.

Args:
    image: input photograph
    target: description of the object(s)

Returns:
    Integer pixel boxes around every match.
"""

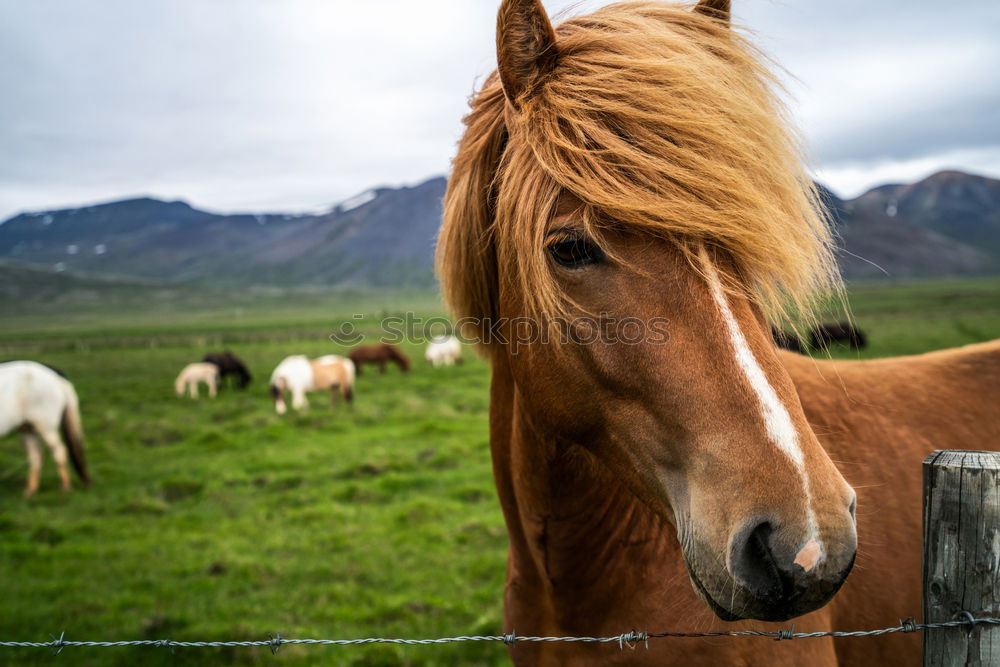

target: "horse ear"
[496,0,558,109]
[694,0,730,26]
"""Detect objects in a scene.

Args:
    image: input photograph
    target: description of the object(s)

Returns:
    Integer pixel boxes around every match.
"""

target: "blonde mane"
[437,1,840,345]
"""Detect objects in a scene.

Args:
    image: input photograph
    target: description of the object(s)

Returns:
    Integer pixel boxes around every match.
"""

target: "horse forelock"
[438,1,841,343]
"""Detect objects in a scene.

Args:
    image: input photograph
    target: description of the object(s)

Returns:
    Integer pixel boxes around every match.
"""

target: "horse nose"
[729,520,793,602]
[730,514,856,612]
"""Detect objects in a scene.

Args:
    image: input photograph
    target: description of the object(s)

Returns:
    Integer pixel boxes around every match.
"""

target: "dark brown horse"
[771,327,807,354]
[809,322,868,350]
[436,1,1000,665]
[347,343,411,376]
[202,351,252,389]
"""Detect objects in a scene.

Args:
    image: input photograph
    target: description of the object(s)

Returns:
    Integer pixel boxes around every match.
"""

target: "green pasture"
[1,277,999,666]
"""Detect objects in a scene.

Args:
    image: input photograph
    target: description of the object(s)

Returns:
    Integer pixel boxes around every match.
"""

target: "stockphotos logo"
[330,312,670,352]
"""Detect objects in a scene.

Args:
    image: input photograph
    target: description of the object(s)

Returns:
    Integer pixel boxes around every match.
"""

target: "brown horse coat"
[348,343,411,376]
[490,341,1000,665]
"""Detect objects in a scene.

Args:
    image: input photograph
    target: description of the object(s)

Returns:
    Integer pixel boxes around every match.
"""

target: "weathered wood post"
[923,450,1000,666]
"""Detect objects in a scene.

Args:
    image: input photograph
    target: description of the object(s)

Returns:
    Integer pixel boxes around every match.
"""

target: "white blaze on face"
[700,250,822,564]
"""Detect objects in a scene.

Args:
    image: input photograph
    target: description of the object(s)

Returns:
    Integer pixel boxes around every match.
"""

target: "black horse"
[770,327,807,354]
[203,351,252,390]
[808,322,868,350]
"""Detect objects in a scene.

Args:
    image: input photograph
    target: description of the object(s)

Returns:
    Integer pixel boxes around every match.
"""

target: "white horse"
[425,335,463,367]
[269,354,356,414]
[174,362,219,399]
[0,361,90,497]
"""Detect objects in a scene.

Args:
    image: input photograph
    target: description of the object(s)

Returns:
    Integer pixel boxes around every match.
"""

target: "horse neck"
[489,357,682,632]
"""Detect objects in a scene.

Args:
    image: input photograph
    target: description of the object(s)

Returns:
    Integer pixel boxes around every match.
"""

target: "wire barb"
[269,633,283,655]
[618,628,649,649]
[899,618,917,633]
[48,632,65,656]
[775,624,795,641]
[617,629,647,649]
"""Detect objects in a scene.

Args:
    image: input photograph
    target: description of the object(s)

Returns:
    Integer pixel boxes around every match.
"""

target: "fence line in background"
[3,616,1000,655]
[0,328,340,355]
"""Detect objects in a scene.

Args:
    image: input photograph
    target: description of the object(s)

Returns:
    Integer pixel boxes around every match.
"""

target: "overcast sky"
[1,0,998,220]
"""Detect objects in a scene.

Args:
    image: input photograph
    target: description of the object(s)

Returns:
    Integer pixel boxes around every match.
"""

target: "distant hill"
[0,259,206,321]
[0,258,161,301]
[828,171,999,279]
[1,170,997,286]
[0,177,446,287]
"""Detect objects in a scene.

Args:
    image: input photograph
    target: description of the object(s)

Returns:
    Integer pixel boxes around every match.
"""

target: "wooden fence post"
[923,450,1000,666]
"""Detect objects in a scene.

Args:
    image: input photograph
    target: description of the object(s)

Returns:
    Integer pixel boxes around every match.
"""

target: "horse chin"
[684,553,853,623]
[686,566,745,622]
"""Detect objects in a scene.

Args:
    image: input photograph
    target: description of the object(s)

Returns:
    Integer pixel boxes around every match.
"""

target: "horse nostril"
[848,495,857,522]
[730,521,788,602]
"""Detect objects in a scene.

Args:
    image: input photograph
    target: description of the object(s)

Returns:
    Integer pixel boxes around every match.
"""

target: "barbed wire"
[2,614,999,654]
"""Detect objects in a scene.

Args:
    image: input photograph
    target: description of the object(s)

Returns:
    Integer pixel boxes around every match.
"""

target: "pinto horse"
[269,355,355,414]
[348,343,411,376]
[0,361,90,496]
[436,1,1000,664]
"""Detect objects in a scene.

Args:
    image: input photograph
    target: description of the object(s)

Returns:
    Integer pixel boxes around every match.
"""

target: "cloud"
[0,0,500,218]
[741,0,1000,194]
[0,0,997,219]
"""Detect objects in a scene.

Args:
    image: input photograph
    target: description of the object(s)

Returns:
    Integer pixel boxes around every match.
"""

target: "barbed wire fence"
[3,457,996,660]
[2,614,999,655]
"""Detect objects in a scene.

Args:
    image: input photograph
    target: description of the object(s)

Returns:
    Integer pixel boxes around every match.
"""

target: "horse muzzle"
[688,515,857,622]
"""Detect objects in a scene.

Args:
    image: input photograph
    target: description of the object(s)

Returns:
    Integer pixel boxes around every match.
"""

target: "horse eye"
[547,236,605,269]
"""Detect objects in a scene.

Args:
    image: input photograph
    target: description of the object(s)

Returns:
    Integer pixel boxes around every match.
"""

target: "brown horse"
[436,1,1000,665]
[348,343,411,376]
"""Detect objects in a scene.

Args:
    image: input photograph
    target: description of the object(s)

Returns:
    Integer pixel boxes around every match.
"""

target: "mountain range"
[1,170,998,287]
[819,170,1000,279]
[0,177,447,288]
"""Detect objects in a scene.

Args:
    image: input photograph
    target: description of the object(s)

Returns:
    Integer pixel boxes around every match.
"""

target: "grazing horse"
[269,355,355,414]
[809,321,868,350]
[203,351,253,389]
[771,327,807,354]
[425,336,463,367]
[0,361,90,496]
[174,362,219,399]
[436,1,1000,665]
[348,343,411,376]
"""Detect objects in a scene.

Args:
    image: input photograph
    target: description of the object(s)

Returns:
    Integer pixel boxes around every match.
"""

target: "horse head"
[438,0,857,622]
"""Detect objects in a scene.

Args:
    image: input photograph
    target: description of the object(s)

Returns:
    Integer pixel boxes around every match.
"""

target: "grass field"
[1,277,999,665]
